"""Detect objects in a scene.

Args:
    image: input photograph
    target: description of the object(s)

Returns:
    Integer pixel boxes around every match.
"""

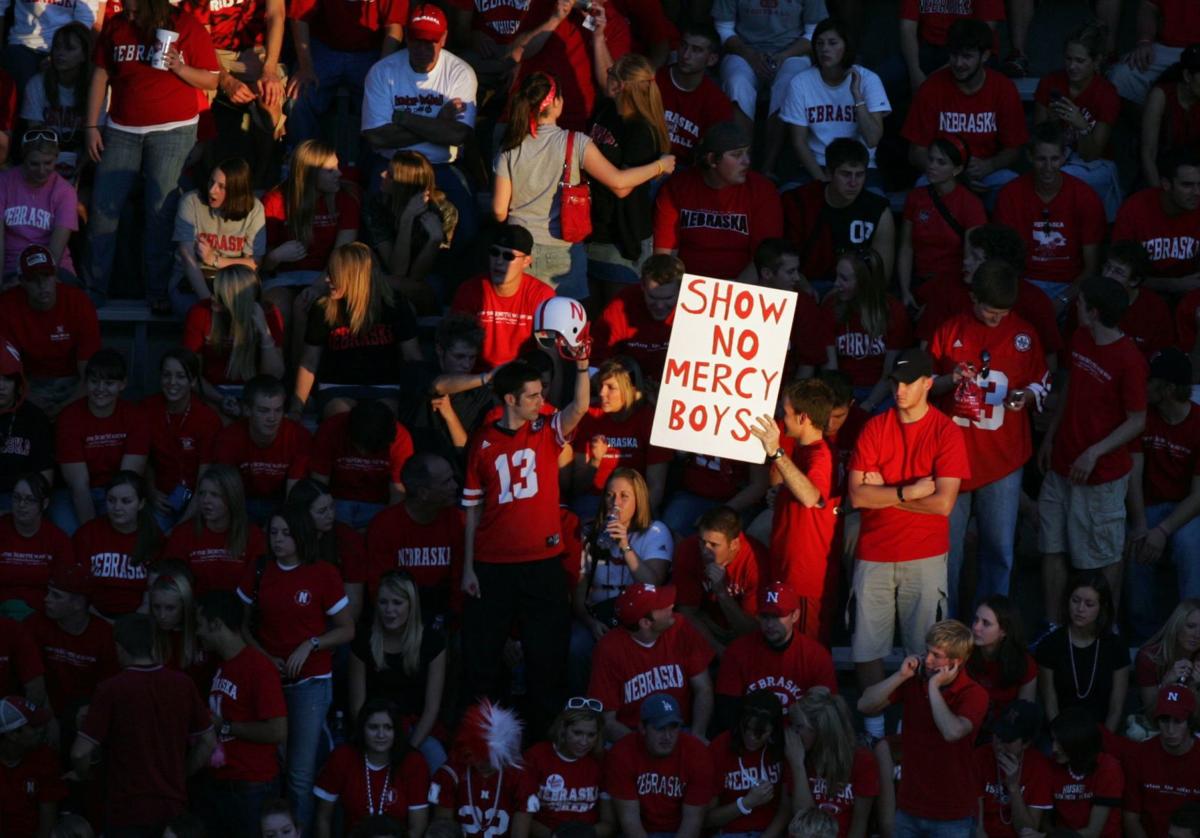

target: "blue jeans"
[283,676,332,833]
[415,735,447,773]
[662,490,720,537]
[895,810,974,838]
[948,467,1022,619]
[86,124,197,303]
[1126,501,1200,640]
[287,37,376,149]
[568,618,599,696]
[334,498,384,531]
[198,777,280,837]
[48,487,108,536]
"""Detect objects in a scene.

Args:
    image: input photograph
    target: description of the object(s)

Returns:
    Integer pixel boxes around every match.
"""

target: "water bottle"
[595,507,618,554]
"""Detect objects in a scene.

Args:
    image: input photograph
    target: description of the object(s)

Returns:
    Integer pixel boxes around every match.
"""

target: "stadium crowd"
[3,0,1200,835]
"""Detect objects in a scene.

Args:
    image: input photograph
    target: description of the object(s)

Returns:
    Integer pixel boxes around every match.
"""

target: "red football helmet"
[533,297,591,361]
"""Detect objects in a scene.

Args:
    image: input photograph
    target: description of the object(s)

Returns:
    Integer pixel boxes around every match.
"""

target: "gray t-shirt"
[713,0,826,54]
[172,189,267,284]
[496,125,590,247]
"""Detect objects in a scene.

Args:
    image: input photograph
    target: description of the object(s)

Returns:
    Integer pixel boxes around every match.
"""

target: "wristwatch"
[219,720,233,738]
[309,636,320,651]
[768,448,786,462]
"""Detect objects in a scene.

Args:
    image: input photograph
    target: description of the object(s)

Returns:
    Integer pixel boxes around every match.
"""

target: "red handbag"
[559,131,592,243]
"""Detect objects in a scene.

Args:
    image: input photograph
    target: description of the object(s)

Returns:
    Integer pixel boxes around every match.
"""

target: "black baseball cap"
[993,699,1042,743]
[494,224,534,255]
[1150,347,1192,388]
[890,349,934,384]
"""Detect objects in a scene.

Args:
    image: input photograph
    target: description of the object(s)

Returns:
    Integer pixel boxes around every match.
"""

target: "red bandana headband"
[529,79,558,138]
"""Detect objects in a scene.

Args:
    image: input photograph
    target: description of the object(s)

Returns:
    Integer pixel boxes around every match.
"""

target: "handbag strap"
[926,184,966,240]
[561,130,576,188]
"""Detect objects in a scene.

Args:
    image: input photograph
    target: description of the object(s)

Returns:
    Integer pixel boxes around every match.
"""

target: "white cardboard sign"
[650,275,797,464]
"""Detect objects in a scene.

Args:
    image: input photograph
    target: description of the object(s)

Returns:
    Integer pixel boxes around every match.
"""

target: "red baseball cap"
[1155,684,1197,720]
[18,245,55,278]
[616,583,675,627]
[48,562,91,597]
[408,3,447,41]
[758,581,800,617]
[0,696,51,733]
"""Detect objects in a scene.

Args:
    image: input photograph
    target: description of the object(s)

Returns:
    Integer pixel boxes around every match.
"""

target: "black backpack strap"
[926,184,966,240]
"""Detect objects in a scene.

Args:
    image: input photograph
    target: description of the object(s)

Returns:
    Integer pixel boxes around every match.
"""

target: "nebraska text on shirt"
[811,776,856,802]
[623,664,684,704]
[806,104,856,124]
[212,674,240,700]
[479,0,529,9]
[397,546,452,568]
[937,111,998,133]
[113,44,189,64]
[91,553,148,581]
[1055,784,1091,800]
[724,763,781,791]
[665,112,700,146]
[836,332,886,359]
[919,0,974,12]
[0,435,32,456]
[4,206,54,230]
[1143,236,1199,261]
[747,675,806,703]
[538,780,597,812]
[636,772,684,797]
[198,232,249,252]
[678,210,749,234]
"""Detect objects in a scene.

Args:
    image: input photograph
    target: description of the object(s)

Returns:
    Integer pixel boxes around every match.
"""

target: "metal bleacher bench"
[96,300,177,393]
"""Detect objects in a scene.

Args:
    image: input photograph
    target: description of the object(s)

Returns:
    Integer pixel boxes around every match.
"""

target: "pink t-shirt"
[0,168,77,276]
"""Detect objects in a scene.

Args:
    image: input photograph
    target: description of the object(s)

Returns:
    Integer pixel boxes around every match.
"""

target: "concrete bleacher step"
[96,300,179,395]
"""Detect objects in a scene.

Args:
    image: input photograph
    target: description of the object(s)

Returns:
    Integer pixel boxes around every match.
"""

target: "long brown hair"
[502,72,559,152]
[385,150,457,246]
[611,54,670,154]
[44,23,93,111]
[128,0,175,39]
[193,464,250,561]
[284,140,338,245]
[208,265,264,383]
[319,243,394,335]
[209,158,255,222]
[834,249,889,339]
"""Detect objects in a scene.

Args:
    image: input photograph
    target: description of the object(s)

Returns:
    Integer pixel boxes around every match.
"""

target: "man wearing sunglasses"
[450,224,553,370]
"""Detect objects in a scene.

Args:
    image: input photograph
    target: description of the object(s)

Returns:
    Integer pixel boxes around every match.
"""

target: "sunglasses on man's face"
[489,247,520,261]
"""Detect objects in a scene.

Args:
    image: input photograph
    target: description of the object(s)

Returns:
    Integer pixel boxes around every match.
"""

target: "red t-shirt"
[770,439,837,600]
[310,411,414,504]
[1134,403,1200,504]
[0,517,72,613]
[1070,288,1174,359]
[1113,188,1200,279]
[185,0,266,50]
[1123,737,1200,837]
[929,311,1049,490]
[315,745,429,833]
[55,398,149,487]
[970,653,1037,730]
[1046,752,1124,838]
[429,757,539,834]
[902,68,1029,160]
[786,291,836,378]
[1034,72,1120,153]
[462,415,570,564]
[604,731,715,832]
[1152,0,1200,47]
[523,741,603,830]
[588,618,714,731]
[825,296,913,388]
[143,394,221,494]
[0,284,100,378]
[1051,330,1147,483]
[236,559,348,680]
[262,187,361,273]
[213,418,311,502]
[450,274,554,370]
[287,0,408,52]
[709,733,786,832]
[898,0,1004,45]
[656,67,734,162]
[808,746,881,838]
[444,0,532,44]
[903,184,987,288]
[850,406,971,562]
[163,521,266,595]
[0,616,44,693]
[0,744,67,837]
[993,173,1106,284]
[28,612,117,714]
[574,403,670,494]
[593,284,675,382]
[715,631,837,709]
[95,12,219,128]
[363,504,463,611]
[653,168,783,280]
[79,665,213,828]
[72,517,152,617]
[916,273,1065,356]
[673,533,767,631]
[1172,288,1200,352]
[208,645,286,783]
[182,300,285,386]
[892,672,989,820]
[975,744,1054,837]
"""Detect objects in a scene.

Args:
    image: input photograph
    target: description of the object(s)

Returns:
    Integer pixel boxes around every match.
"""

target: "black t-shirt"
[786,181,890,282]
[363,192,458,274]
[588,101,659,260]
[350,624,446,718]
[304,296,419,386]
[1034,627,1130,726]
[0,402,53,493]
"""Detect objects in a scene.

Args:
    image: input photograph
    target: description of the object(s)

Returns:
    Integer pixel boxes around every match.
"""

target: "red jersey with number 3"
[929,311,1048,490]
[463,415,569,563]
[430,757,539,836]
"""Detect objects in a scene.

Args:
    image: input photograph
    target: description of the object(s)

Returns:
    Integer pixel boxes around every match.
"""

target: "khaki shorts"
[211,47,287,100]
[849,554,947,663]
[1037,470,1128,569]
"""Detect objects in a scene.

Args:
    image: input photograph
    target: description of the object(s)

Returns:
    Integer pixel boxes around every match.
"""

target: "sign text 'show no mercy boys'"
[651,275,797,464]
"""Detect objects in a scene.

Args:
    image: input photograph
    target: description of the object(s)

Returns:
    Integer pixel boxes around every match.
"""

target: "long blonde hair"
[285,139,338,245]
[370,572,424,676]
[834,249,889,339]
[208,265,263,382]
[793,687,856,788]
[150,569,199,670]
[1147,598,1200,673]
[612,54,670,154]
[193,464,249,561]
[320,242,394,335]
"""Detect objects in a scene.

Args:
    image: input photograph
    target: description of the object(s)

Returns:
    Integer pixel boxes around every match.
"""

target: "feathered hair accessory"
[454,699,524,771]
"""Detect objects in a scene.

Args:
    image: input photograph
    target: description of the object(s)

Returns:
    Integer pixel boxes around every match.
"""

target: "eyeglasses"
[980,349,991,380]
[489,246,519,261]
[10,493,40,506]
[565,696,603,713]
[22,128,59,146]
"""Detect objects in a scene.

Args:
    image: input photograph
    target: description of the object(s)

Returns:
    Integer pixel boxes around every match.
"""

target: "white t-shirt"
[1,0,102,51]
[779,64,890,167]
[360,47,478,165]
[583,520,674,605]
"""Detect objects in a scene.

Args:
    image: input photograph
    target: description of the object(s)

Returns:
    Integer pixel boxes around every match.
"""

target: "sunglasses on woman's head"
[565,696,603,713]
[22,128,59,145]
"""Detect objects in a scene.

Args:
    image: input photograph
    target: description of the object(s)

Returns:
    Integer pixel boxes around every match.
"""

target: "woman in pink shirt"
[0,130,78,283]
